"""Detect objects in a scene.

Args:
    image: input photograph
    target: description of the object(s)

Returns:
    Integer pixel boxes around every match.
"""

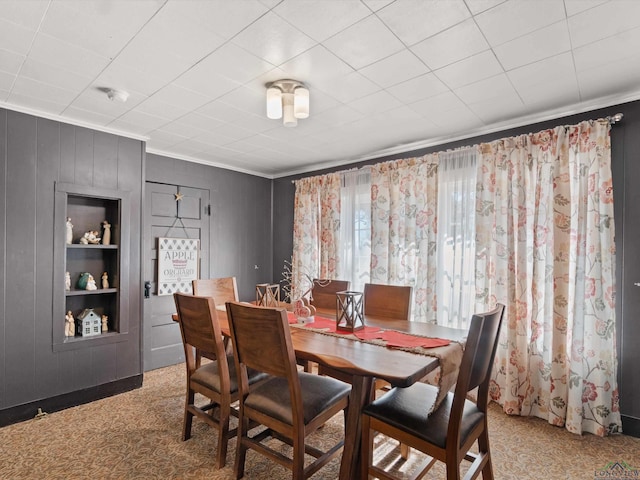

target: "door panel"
[143,182,209,371]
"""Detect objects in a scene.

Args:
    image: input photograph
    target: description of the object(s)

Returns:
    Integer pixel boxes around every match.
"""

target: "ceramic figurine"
[65,271,71,291]
[86,274,97,291]
[79,230,101,245]
[101,315,108,333]
[65,218,73,245]
[101,271,109,289]
[101,220,111,245]
[65,311,75,337]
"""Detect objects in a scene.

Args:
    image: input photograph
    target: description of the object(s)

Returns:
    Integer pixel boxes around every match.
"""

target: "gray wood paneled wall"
[0,108,143,415]
[272,100,640,437]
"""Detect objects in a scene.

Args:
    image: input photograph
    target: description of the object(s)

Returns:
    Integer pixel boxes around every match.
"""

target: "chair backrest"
[193,277,239,304]
[363,283,413,320]
[449,303,505,439]
[310,279,351,310]
[174,293,228,371]
[226,302,299,381]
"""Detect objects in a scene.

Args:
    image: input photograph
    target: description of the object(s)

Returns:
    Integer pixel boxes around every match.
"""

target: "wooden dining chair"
[192,277,239,357]
[173,293,268,469]
[363,282,413,320]
[192,276,239,303]
[226,301,351,480]
[360,304,505,480]
[310,279,351,312]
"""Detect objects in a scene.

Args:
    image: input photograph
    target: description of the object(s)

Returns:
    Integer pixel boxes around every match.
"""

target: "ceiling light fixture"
[266,80,309,127]
[106,88,129,103]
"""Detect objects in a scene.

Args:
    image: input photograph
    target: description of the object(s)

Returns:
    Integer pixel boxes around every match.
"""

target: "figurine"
[65,311,75,337]
[101,315,108,333]
[101,220,111,245]
[65,271,71,291]
[79,230,101,245]
[86,274,97,291]
[101,271,109,289]
[65,218,73,245]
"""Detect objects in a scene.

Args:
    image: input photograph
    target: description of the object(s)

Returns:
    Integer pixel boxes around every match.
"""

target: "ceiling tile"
[454,73,516,104]
[110,110,168,133]
[196,100,249,123]
[67,88,146,119]
[508,52,579,105]
[564,0,608,17]
[149,84,211,111]
[349,90,403,115]
[361,0,395,12]
[464,0,507,16]
[475,0,566,46]
[311,104,365,127]
[0,0,48,29]
[386,72,450,104]
[410,18,488,70]
[359,49,430,88]
[376,0,470,46]
[408,91,467,117]
[0,71,15,92]
[134,98,190,122]
[20,57,94,92]
[0,48,25,75]
[323,15,404,69]
[204,43,275,85]
[231,11,316,66]
[11,76,80,105]
[435,50,503,90]
[573,27,640,73]
[274,0,371,42]
[494,21,571,71]
[278,45,353,84]
[0,18,37,56]
[95,60,170,97]
[7,91,67,115]
[28,32,110,78]
[568,0,640,48]
[63,106,116,126]
[466,87,525,124]
[314,71,380,103]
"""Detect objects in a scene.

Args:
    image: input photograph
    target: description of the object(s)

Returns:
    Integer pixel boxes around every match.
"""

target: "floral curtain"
[370,155,439,322]
[475,120,620,435]
[291,173,341,298]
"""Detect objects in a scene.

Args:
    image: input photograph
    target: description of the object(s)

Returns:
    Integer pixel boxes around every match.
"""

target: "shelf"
[66,288,118,296]
[67,244,118,250]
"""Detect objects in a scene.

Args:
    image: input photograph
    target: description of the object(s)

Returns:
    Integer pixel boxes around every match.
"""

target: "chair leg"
[234,414,249,479]
[216,402,231,468]
[477,429,494,480]
[292,432,305,480]
[360,414,372,480]
[182,390,195,441]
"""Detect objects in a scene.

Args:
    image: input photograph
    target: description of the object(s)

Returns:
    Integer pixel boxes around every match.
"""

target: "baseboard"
[0,374,143,428]
[622,414,640,438]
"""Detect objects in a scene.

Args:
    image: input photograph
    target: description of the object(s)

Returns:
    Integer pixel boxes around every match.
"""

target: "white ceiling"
[1,0,640,178]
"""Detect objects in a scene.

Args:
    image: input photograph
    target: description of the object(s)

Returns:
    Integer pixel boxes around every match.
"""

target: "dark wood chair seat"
[190,355,266,395]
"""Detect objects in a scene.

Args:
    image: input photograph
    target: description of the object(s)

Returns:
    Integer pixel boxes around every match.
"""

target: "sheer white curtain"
[436,148,477,328]
[338,168,371,291]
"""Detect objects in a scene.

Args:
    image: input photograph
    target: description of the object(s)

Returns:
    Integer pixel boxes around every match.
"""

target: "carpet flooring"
[0,363,638,479]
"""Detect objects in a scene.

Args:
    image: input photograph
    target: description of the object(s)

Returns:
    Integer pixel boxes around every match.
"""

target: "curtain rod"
[606,113,623,125]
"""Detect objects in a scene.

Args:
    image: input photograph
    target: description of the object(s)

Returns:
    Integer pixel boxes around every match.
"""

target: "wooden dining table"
[174,304,467,479]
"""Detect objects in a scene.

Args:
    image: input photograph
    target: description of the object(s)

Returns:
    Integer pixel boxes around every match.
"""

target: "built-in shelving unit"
[53,183,130,351]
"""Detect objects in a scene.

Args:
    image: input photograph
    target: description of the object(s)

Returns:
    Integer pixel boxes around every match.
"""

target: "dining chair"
[225,301,351,479]
[192,276,239,303]
[192,277,239,357]
[360,303,505,480]
[363,282,413,320]
[310,279,351,312]
[173,293,268,469]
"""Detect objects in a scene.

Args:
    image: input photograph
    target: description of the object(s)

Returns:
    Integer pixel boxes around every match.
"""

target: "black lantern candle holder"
[336,290,364,332]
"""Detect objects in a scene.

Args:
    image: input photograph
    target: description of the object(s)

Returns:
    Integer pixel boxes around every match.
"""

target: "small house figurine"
[77,308,102,337]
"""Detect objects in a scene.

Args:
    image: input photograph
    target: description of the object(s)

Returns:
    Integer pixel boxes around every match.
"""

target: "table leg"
[339,375,374,480]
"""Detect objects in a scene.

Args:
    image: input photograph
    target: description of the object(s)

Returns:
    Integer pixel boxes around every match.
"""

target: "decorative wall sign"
[157,237,199,296]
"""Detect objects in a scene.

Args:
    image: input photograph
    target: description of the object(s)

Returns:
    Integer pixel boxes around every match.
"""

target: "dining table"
[174,303,467,479]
